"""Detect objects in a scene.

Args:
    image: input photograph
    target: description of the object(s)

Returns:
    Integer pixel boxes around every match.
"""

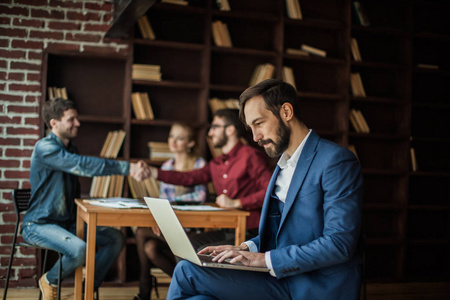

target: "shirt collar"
[277,129,312,170]
[221,141,243,161]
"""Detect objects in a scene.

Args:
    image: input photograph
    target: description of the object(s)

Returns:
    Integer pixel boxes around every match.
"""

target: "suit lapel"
[278,131,320,232]
[258,166,280,245]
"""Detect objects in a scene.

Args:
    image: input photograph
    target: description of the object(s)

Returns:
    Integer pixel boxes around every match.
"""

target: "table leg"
[74,206,85,300]
[235,216,247,245]
[84,213,97,300]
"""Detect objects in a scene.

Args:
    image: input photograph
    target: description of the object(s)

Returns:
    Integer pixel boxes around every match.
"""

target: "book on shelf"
[161,0,188,5]
[128,176,160,199]
[249,63,275,87]
[350,72,366,97]
[47,87,68,100]
[148,141,175,161]
[211,20,232,47]
[349,109,370,133]
[352,1,370,26]
[209,97,240,113]
[347,144,359,160]
[417,63,439,70]
[286,0,303,20]
[132,64,162,81]
[282,66,297,90]
[350,38,362,61]
[300,44,327,57]
[286,48,310,56]
[410,147,418,172]
[137,15,155,40]
[131,92,155,120]
[216,0,230,11]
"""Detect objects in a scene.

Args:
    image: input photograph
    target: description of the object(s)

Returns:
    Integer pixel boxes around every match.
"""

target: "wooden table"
[74,199,250,300]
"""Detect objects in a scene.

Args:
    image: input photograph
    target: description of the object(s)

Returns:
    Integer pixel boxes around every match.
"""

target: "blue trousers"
[167,260,291,300]
[22,221,124,288]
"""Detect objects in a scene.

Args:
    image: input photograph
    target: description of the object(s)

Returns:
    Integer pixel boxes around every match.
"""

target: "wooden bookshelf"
[39,0,449,285]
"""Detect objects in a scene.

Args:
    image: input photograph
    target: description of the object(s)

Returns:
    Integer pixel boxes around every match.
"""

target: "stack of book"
[286,0,303,19]
[148,142,174,162]
[300,44,326,57]
[137,15,155,40]
[90,130,127,198]
[211,20,232,47]
[48,87,68,100]
[216,0,230,11]
[350,72,366,97]
[131,92,155,120]
[132,64,162,82]
[209,97,239,113]
[350,38,362,61]
[128,176,160,199]
[349,109,370,133]
[161,0,188,5]
[282,66,297,90]
[249,63,275,86]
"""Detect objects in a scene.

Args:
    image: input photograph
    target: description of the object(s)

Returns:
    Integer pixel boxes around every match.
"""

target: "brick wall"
[0,0,129,288]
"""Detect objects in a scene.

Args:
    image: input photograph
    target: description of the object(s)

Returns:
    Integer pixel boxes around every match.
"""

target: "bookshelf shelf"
[211,46,277,57]
[78,115,126,124]
[212,10,279,22]
[133,39,206,50]
[132,80,203,89]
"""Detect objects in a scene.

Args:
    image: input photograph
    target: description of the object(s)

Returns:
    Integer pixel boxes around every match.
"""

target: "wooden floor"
[2,282,450,299]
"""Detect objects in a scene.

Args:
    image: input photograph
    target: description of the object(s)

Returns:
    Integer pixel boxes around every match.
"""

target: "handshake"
[129,160,158,182]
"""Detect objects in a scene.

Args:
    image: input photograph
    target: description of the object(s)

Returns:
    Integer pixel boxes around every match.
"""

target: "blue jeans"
[22,221,124,288]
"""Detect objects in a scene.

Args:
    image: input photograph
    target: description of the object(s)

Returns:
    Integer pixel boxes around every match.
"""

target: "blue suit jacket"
[249,131,363,299]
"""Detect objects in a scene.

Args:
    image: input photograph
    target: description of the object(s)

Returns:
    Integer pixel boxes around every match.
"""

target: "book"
[349,109,362,133]
[350,38,362,61]
[350,72,366,97]
[417,63,438,70]
[216,0,230,11]
[137,15,155,40]
[212,20,232,47]
[301,44,327,57]
[282,66,297,90]
[209,97,239,113]
[249,63,275,86]
[47,87,68,100]
[286,0,303,20]
[161,0,188,5]
[410,147,418,172]
[131,92,155,120]
[350,109,370,133]
[353,1,370,26]
[148,141,174,161]
[132,64,162,81]
[286,48,310,56]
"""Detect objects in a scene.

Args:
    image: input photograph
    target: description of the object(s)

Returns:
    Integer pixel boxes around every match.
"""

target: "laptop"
[144,197,269,272]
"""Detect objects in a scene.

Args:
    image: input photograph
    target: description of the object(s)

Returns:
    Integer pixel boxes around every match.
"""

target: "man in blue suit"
[167,79,363,300]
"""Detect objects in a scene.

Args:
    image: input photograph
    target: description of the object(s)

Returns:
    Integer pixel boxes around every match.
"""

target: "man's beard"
[258,120,290,158]
[213,131,228,148]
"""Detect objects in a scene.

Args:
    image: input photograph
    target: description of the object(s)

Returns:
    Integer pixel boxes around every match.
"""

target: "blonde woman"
[134,122,206,300]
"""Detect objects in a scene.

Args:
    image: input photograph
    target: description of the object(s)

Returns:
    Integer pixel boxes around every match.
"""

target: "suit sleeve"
[270,150,363,278]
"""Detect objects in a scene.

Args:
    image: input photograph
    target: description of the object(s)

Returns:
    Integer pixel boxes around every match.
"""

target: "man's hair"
[238,79,301,124]
[214,108,246,138]
[42,98,77,128]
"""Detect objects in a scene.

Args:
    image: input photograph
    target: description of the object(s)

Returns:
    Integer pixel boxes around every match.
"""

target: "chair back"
[12,188,32,217]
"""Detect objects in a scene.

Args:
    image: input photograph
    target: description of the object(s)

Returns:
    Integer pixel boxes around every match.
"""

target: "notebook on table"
[144,197,269,272]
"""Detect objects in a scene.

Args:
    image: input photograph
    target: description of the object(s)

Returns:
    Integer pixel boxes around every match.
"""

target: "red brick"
[0,38,9,47]
[45,43,79,52]
[67,11,101,22]
[15,0,47,6]
[7,127,39,135]
[8,72,25,81]
[30,8,64,19]
[22,182,31,189]
[4,170,30,179]
[0,49,26,59]
[0,245,13,256]
[22,160,31,168]
[0,202,14,213]
[0,93,23,102]
[2,212,17,223]
[4,149,33,158]
[10,61,41,71]
[0,224,16,234]
[85,2,113,11]
[0,59,7,68]
[25,117,40,126]
[18,267,37,278]
[103,14,112,23]
[27,51,42,60]
[84,23,110,32]
[66,32,101,43]
[48,21,81,31]
[13,18,44,28]
[49,0,82,9]
[9,83,41,93]
[26,73,40,82]
[25,95,40,104]
[0,159,21,168]
[0,27,27,38]
[2,191,13,200]
[0,16,11,25]
[12,39,44,50]
[0,71,5,80]
[0,137,21,145]
[29,30,64,40]
[0,82,6,90]
[18,277,37,288]
[0,5,29,16]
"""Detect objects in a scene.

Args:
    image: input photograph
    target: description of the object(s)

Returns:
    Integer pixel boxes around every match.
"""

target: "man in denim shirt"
[22,99,148,300]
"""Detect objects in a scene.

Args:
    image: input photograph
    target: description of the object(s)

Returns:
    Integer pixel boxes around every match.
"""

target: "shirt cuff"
[265,251,276,277]
[244,241,258,253]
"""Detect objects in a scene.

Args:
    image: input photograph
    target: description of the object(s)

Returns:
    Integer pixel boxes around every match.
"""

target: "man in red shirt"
[149,108,272,247]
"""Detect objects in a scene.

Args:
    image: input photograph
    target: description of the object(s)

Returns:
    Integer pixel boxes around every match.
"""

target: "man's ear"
[49,118,57,129]
[280,103,294,122]
[225,124,236,137]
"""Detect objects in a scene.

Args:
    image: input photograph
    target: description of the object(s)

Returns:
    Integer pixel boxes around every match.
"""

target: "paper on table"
[171,205,226,211]
[84,197,148,209]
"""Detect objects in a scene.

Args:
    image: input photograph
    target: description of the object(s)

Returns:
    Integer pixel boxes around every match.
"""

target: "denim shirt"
[23,132,129,226]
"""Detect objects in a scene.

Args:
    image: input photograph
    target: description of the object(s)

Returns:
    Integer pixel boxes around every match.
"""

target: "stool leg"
[2,234,17,300]
[57,252,62,300]
[38,249,49,300]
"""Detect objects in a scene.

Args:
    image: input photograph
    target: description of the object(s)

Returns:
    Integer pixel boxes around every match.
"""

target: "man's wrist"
[239,242,249,251]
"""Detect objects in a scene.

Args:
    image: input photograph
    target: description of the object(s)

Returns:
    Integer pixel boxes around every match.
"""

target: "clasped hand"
[198,244,267,268]
[129,160,151,181]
